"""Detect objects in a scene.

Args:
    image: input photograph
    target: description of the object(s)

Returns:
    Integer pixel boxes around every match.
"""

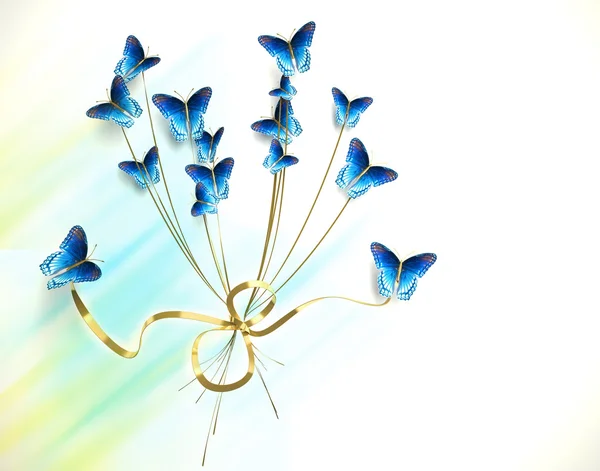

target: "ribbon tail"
[71,283,233,359]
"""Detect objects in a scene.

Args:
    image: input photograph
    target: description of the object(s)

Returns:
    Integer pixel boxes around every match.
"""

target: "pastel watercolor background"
[2,0,600,469]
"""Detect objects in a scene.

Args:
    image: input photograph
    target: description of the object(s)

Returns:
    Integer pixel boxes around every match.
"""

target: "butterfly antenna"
[186,88,195,101]
[276,33,287,41]
[146,46,150,57]
[174,90,186,101]
[105,89,110,101]
[88,244,98,259]
[289,28,297,38]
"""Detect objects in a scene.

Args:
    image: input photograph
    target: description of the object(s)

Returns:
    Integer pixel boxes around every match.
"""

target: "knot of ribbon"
[192,280,278,392]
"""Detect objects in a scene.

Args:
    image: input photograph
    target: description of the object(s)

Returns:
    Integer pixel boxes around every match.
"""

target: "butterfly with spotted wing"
[86,75,142,128]
[40,226,102,290]
[258,21,316,76]
[371,242,437,300]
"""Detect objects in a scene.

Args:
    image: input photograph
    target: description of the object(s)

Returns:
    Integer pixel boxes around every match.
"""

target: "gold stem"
[201,334,236,466]
[194,334,236,402]
[255,364,279,419]
[216,211,231,291]
[121,128,225,303]
[203,214,229,295]
[266,122,346,288]
[260,168,285,290]
[244,173,280,317]
[179,335,235,392]
[248,197,351,316]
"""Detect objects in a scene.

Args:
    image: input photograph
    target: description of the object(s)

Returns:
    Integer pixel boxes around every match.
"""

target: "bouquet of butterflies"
[40,22,437,464]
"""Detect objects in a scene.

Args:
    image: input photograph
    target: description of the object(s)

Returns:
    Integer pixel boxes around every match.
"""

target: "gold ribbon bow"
[72,279,390,392]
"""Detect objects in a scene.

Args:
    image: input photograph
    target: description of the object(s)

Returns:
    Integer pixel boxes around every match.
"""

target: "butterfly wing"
[40,250,75,276]
[258,35,294,76]
[191,182,219,216]
[143,146,160,184]
[269,75,297,100]
[274,99,302,137]
[251,119,294,145]
[263,139,284,169]
[46,261,102,290]
[186,164,212,186]
[275,98,294,117]
[371,242,400,298]
[212,158,235,199]
[290,21,316,73]
[60,225,88,262]
[196,132,212,163]
[152,94,188,141]
[187,87,212,140]
[346,97,373,127]
[332,88,349,126]
[336,138,370,190]
[86,103,134,128]
[115,35,161,82]
[397,253,437,300]
[347,165,398,199]
[269,156,299,174]
[196,126,224,163]
[118,146,160,189]
[110,75,142,118]
[115,35,145,78]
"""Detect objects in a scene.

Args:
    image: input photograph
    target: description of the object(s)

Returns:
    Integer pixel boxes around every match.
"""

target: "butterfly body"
[332,88,373,128]
[115,35,160,82]
[196,127,224,163]
[118,146,160,189]
[263,139,299,174]
[40,226,102,290]
[152,88,212,141]
[251,98,302,144]
[86,75,142,128]
[336,138,397,199]
[258,21,316,76]
[371,242,436,300]
[186,158,234,200]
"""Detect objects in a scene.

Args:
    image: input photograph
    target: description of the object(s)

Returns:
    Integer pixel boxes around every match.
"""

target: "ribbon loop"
[189,280,278,392]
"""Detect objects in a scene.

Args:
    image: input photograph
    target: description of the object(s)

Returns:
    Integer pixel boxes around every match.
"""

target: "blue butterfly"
[40,226,102,290]
[263,139,299,174]
[332,88,373,128]
[251,98,302,144]
[258,21,316,76]
[269,76,297,100]
[191,182,219,216]
[371,242,437,300]
[118,146,160,189]
[336,138,398,199]
[152,88,212,142]
[185,158,234,200]
[195,127,224,163]
[86,75,142,128]
[114,35,161,82]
